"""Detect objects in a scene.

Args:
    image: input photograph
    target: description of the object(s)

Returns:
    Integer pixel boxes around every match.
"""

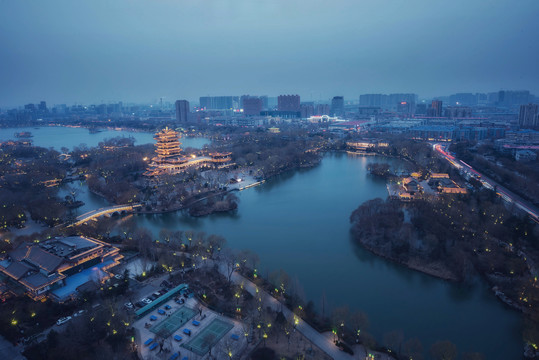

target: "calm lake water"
[15,126,521,358]
[0,126,208,151]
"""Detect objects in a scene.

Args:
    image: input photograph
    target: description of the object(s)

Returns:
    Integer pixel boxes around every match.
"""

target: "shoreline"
[86,160,320,218]
[357,239,461,282]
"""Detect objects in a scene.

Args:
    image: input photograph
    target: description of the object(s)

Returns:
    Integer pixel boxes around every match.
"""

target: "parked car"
[114,274,123,280]
[124,302,134,309]
[73,310,86,317]
[142,298,152,305]
[56,316,72,326]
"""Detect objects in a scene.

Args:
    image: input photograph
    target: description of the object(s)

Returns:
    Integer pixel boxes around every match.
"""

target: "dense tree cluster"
[0,144,69,228]
[79,140,151,204]
[367,162,391,178]
[23,303,134,360]
[372,138,452,175]
[350,191,539,317]
[207,125,327,179]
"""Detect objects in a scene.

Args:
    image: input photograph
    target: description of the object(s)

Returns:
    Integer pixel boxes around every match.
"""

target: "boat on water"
[88,128,102,134]
[14,131,33,138]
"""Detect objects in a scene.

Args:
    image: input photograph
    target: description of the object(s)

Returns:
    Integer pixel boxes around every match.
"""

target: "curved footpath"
[218,263,394,360]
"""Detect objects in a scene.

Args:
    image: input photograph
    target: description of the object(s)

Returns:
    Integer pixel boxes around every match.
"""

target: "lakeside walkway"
[217,263,394,360]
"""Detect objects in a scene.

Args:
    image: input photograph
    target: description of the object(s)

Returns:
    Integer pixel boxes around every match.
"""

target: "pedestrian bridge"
[71,203,142,226]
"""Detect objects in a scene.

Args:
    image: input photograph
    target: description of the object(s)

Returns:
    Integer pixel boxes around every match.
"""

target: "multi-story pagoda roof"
[154,127,182,160]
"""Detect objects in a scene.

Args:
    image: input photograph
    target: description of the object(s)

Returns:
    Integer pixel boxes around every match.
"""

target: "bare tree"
[330,306,350,342]
[222,248,238,284]
[430,340,458,360]
[403,337,424,360]
[383,330,404,354]
[350,311,369,344]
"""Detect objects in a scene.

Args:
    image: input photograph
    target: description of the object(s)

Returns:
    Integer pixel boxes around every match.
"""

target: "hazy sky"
[1,0,539,106]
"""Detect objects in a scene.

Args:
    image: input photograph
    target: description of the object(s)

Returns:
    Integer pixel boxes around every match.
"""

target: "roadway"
[434,144,539,223]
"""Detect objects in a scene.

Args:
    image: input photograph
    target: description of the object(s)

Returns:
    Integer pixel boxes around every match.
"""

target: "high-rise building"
[300,103,315,118]
[360,94,385,107]
[397,101,416,115]
[415,103,427,115]
[267,97,278,110]
[315,104,330,115]
[175,100,190,123]
[448,93,476,106]
[24,103,36,112]
[359,93,417,110]
[38,101,47,112]
[259,96,269,110]
[519,103,539,129]
[278,95,300,112]
[242,97,263,116]
[429,100,443,117]
[445,106,473,119]
[330,96,344,117]
[199,96,239,110]
[498,90,530,108]
[388,94,417,108]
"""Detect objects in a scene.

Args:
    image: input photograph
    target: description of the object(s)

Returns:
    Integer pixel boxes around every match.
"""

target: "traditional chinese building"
[145,127,232,177]
[208,152,232,163]
[144,127,190,177]
[0,236,122,302]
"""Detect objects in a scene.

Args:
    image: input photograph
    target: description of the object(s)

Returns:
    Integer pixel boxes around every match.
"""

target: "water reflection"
[74,152,521,358]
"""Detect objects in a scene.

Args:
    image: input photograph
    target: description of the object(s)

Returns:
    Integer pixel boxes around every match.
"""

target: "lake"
[16,126,521,358]
[0,126,208,151]
[110,153,520,358]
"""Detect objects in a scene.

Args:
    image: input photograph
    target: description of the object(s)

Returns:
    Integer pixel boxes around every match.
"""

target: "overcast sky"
[1,0,539,106]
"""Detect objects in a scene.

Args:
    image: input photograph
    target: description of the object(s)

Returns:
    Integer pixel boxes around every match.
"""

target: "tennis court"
[182,318,234,355]
[150,306,196,338]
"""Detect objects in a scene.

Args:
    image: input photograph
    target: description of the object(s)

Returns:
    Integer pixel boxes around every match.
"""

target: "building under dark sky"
[175,100,189,123]
[278,95,300,112]
[519,103,538,129]
[330,96,344,117]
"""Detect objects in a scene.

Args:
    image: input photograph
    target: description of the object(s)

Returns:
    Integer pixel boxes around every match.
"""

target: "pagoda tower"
[153,127,182,164]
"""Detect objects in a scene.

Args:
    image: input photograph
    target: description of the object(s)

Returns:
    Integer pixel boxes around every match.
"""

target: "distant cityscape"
[2,89,538,161]
[1,86,538,359]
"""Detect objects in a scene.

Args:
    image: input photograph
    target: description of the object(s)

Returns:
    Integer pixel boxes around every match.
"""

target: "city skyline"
[1,0,539,107]
[3,88,538,110]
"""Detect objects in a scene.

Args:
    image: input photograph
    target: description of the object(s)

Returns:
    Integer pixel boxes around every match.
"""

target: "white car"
[124,302,134,309]
[114,274,123,280]
[141,298,152,305]
[56,316,72,326]
[73,310,86,317]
